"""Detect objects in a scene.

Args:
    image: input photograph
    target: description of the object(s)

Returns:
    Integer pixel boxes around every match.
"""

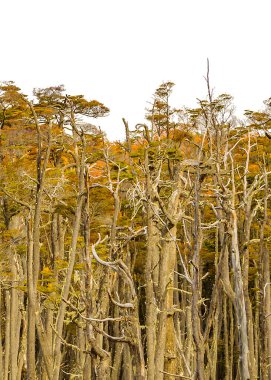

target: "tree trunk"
[231,209,250,380]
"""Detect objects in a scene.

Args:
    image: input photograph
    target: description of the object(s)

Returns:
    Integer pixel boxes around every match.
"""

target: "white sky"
[1,0,271,140]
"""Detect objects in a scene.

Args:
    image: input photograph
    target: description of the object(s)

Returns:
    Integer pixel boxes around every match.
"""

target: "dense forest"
[0,79,271,380]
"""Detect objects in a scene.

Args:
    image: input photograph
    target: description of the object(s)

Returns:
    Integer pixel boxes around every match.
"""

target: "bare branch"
[159,369,192,379]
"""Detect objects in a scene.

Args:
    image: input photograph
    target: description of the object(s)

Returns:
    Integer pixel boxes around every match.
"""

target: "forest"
[0,79,271,380]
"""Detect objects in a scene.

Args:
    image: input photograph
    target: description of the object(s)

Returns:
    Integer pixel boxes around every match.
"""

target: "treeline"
[0,81,271,379]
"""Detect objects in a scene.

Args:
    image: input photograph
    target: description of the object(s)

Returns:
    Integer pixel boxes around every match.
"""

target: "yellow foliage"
[41,266,54,276]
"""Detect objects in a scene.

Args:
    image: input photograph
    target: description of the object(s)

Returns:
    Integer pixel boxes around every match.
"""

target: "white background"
[1,0,271,140]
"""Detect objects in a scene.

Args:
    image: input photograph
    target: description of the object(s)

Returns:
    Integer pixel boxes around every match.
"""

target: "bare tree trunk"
[254,262,259,379]
[224,294,230,380]
[0,286,3,378]
[10,251,22,380]
[191,173,204,380]
[145,151,160,380]
[26,218,36,380]
[229,299,234,380]
[154,228,177,380]
[82,197,94,379]
[242,236,256,379]
[4,290,11,380]
[231,209,250,380]
[17,312,27,380]
[261,171,271,379]
[122,345,133,380]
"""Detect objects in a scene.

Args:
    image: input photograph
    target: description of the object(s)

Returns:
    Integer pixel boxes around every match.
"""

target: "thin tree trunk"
[10,251,22,380]
[191,173,204,380]
[4,290,11,380]
[26,219,36,380]
[224,294,230,380]
[0,286,3,378]
[261,172,271,379]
